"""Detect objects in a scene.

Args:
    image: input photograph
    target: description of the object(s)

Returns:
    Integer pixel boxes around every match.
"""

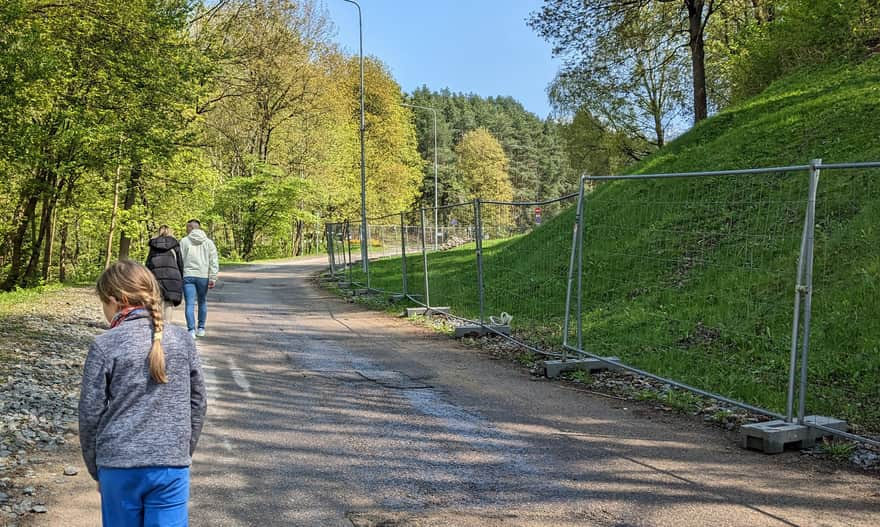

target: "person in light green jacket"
[180,219,219,338]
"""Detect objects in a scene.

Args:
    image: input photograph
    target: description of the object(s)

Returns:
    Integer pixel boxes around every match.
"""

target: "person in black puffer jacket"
[146,225,184,322]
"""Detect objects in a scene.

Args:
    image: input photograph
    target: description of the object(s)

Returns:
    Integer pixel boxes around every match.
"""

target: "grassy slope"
[358,58,880,430]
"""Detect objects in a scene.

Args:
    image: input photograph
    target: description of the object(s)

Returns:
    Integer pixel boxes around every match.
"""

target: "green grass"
[0,283,65,308]
[349,57,880,431]
[819,438,856,462]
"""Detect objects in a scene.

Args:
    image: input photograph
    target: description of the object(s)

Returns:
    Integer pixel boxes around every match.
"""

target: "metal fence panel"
[810,164,880,431]
[479,195,579,338]
[421,203,479,311]
[572,169,811,414]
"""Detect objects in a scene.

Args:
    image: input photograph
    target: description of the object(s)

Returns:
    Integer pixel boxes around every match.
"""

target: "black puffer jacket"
[145,236,184,306]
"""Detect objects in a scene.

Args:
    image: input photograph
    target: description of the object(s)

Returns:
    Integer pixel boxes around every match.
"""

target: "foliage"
[0,0,432,275]
[453,128,513,204]
[560,108,647,176]
[566,369,593,384]
[529,0,720,127]
[405,88,578,207]
[0,0,214,289]
[536,1,689,148]
[200,2,422,259]
[725,0,880,101]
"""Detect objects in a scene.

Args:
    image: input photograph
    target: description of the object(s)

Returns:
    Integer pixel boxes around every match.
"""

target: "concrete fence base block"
[453,324,511,338]
[741,415,849,454]
[543,357,621,379]
[740,420,813,454]
[351,288,370,296]
[337,281,352,288]
[803,415,849,440]
[405,307,451,317]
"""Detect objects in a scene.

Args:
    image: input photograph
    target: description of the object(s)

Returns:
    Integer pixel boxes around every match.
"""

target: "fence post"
[563,176,587,359]
[474,199,485,327]
[400,212,408,297]
[576,180,586,353]
[797,159,821,424]
[420,208,430,307]
[345,220,354,284]
[326,224,335,275]
[365,222,372,290]
[786,167,814,422]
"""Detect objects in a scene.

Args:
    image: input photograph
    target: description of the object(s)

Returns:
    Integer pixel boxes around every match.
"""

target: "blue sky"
[322,0,560,118]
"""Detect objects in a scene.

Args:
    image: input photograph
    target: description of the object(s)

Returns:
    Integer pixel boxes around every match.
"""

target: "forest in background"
[1,0,879,290]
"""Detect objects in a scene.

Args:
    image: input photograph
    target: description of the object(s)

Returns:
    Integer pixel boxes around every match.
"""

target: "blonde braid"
[147,288,168,384]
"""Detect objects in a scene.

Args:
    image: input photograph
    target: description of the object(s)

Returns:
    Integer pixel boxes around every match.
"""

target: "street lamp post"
[343,0,368,273]
[402,102,439,250]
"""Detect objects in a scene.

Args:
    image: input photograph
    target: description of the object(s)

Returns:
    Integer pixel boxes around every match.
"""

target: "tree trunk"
[40,205,57,281]
[105,163,122,268]
[1,194,39,290]
[293,220,303,257]
[687,0,709,123]
[117,163,142,260]
[58,220,69,283]
[24,187,57,286]
[57,175,76,282]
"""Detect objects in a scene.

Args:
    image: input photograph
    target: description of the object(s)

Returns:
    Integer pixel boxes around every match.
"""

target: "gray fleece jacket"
[78,315,207,480]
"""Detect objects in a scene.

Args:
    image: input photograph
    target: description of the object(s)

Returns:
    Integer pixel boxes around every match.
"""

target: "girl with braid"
[79,259,208,526]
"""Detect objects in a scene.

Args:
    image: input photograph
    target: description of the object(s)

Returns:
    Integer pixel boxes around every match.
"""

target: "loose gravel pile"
[0,287,104,525]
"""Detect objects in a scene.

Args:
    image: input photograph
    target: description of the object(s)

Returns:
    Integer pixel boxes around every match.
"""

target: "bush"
[729,0,880,101]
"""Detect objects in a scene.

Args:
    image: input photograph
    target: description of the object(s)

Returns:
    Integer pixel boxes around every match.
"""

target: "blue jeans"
[99,466,189,526]
[183,276,209,331]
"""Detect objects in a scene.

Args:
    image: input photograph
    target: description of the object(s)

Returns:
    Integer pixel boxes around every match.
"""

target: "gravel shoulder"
[0,287,104,526]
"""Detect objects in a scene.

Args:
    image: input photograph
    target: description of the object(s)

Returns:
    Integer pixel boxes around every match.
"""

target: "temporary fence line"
[402,291,566,359]
[325,160,880,448]
[562,343,786,419]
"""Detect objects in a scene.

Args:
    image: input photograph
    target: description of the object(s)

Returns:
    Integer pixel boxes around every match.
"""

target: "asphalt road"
[27,257,880,526]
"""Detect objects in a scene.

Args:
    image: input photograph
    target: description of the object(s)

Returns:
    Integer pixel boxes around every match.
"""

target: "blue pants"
[98,466,189,527]
[183,276,209,331]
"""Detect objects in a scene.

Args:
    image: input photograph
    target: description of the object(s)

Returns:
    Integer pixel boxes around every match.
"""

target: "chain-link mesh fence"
[366,213,403,260]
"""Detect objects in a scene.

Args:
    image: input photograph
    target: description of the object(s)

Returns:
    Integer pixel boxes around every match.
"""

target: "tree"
[529,0,720,125]
[356,58,423,217]
[560,108,643,177]
[454,128,513,203]
[722,0,880,100]
[407,88,577,208]
[0,0,208,289]
[201,0,333,259]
